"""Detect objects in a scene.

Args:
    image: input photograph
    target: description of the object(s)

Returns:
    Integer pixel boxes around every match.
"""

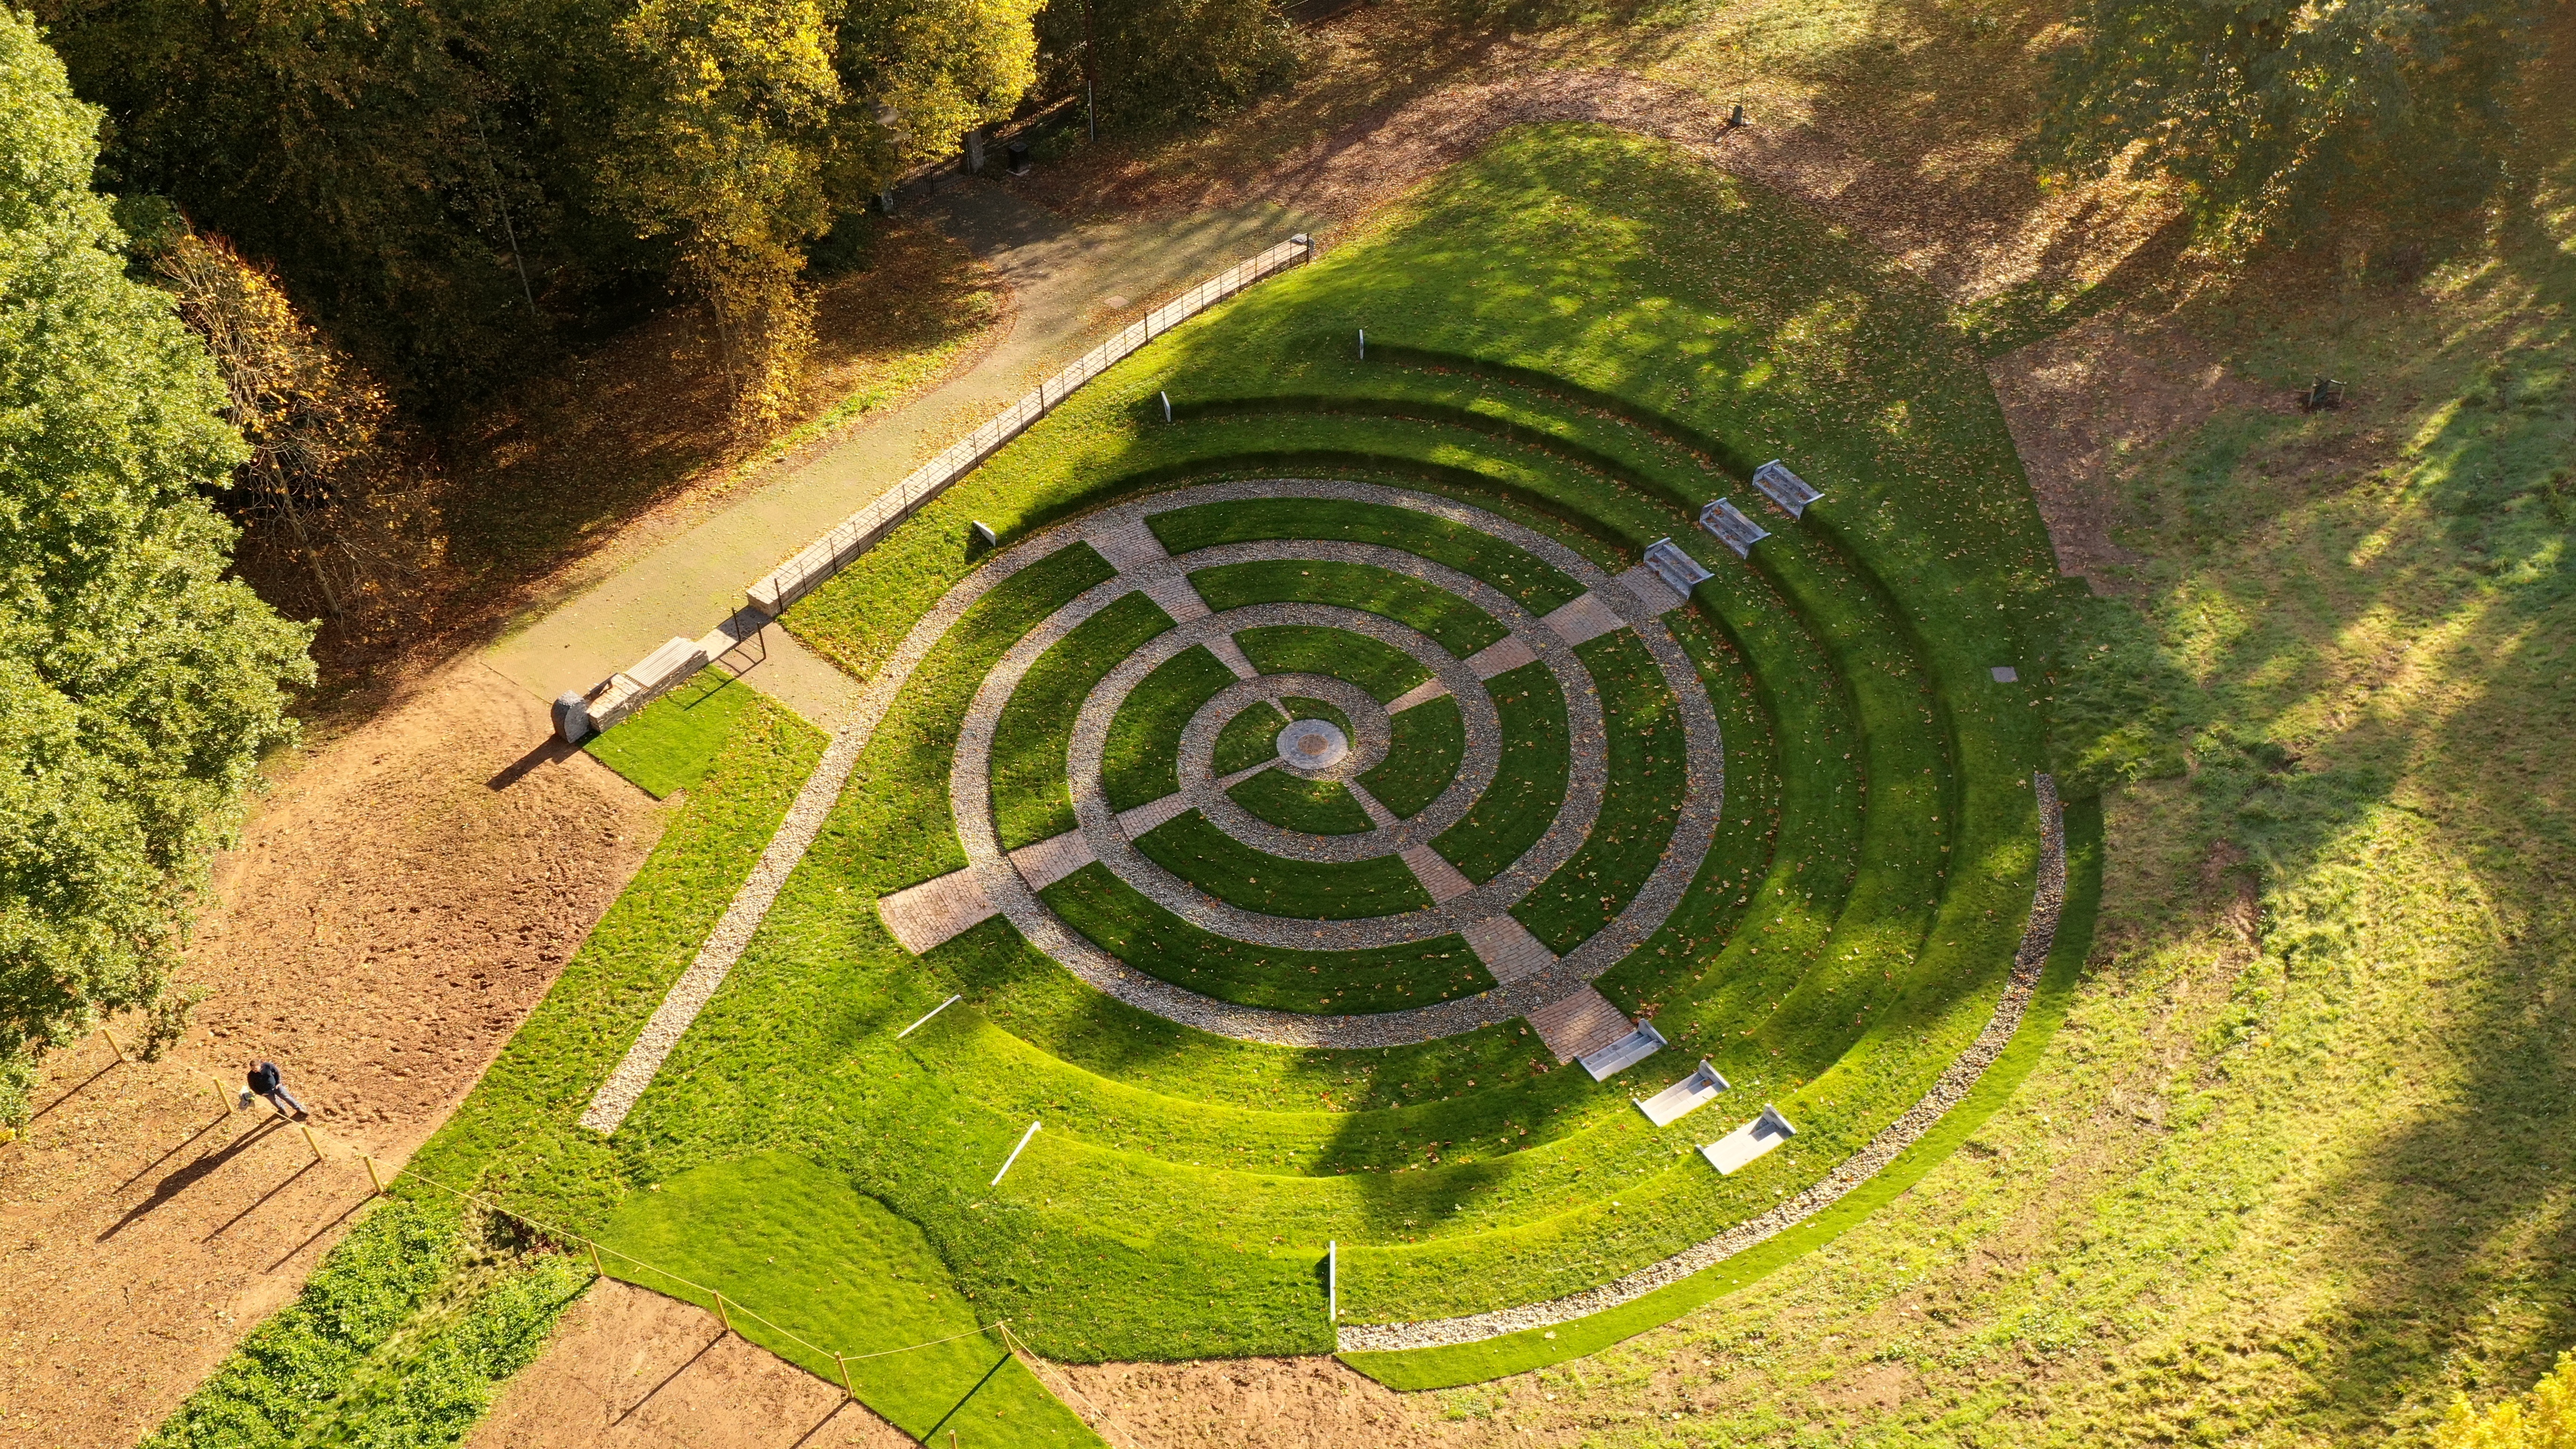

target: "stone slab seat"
[1751,459,1823,517]
[1577,1018,1667,1082]
[1641,538,1713,597]
[586,634,712,734]
[1698,497,1770,558]
[1635,1058,1730,1127]
[1699,1103,1798,1175]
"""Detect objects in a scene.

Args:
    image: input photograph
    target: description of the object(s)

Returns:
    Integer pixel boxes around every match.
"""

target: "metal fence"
[743,233,1316,617]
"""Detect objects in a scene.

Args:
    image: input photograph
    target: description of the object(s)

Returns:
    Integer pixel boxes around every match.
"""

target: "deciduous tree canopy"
[0,9,312,1125]
[30,0,1045,417]
[2037,0,2542,254]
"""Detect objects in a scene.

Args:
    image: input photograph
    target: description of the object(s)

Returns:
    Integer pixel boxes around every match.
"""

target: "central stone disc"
[1276,718,1350,770]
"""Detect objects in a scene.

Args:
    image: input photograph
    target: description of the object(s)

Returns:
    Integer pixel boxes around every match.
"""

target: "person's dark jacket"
[247,1062,282,1095]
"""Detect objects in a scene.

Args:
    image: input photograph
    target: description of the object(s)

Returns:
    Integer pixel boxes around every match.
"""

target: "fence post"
[837,1352,856,1400]
[362,1155,386,1195]
[214,1074,235,1112]
[714,1293,734,1336]
[589,1240,606,1278]
[298,1124,324,1162]
[98,1025,126,1062]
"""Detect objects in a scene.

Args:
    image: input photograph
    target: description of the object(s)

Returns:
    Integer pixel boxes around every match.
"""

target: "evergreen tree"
[0,9,313,1126]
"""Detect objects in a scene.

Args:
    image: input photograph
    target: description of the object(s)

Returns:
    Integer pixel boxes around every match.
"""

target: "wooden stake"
[837,1352,855,1400]
[589,1241,606,1278]
[714,1293,733,1336]
[98,1026,125,1062]
[362,1155,386,1195]
[298,1124,323,1161]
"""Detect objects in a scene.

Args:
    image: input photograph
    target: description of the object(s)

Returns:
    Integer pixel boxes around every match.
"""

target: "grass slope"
[1044,864,1489,1013]
[1191,559,1509,654]
[1226,768,1377,834]
[1361,696,1467,817]
[1101,645,1236,808]
[992,590,1176,849]
[1133,809,1434,919]
[602,1153,1099,1447]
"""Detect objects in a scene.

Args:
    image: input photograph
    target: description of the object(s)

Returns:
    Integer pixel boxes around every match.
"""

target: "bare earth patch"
[1988,313,2285,590]
[465,1278,912,1449]
[0,659,663,1449]
[1050,1355,1562,1447]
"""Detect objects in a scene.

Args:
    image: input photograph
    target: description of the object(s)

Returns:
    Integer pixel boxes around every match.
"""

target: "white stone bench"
[1751,460,1823,517]
[1699,1103,1798,1175]
[1634,1059,1730,1127]
[1643,538,1713,595]
[1698,498,1769,558]
[1577,1018,1667,1082]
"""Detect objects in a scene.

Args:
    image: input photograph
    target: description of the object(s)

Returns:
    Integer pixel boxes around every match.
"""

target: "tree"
[596,0,851,430]
[2035,0,2541,256]
[596,0,1040,429]
[0,8,314,1127]
[1033,0,1293,130]
[146,223,447,636]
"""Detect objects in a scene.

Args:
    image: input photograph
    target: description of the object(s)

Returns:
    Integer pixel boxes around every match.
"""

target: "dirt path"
[0,660,664,1449]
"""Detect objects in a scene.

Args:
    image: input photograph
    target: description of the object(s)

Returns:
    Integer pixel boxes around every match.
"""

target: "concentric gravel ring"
[934,478,1723,1048]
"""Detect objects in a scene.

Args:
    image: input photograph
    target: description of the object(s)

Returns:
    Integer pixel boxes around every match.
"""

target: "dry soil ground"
[0,660,665,1449]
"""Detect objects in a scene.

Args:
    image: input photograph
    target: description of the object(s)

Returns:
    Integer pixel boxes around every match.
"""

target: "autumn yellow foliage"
[2439,1354,2576,1449]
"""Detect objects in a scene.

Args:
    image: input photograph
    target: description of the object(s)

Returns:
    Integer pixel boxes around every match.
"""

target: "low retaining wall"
[558,233,1316,744]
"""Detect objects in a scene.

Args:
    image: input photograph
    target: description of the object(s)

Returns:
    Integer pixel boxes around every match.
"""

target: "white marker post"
[1357,328,1366,360]
[1159,390,1173,423]
[1327,1240,1338,1322]
[991,1120,1041,1186]
[896,994,963,1038]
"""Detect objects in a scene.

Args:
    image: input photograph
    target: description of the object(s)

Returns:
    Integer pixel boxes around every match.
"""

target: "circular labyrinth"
[905,478,1724,1051]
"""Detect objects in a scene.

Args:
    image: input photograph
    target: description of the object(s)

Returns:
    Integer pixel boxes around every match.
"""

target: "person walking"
[244,1060,310,1121]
